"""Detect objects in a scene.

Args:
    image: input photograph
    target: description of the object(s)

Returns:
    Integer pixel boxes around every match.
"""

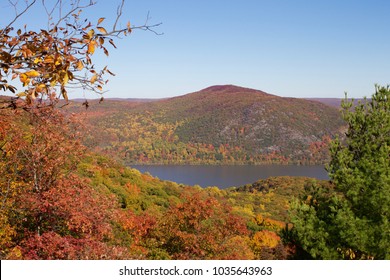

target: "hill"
[72,85,345,165]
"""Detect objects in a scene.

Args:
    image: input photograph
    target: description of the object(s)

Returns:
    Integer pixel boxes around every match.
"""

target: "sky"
[1,0,390,99]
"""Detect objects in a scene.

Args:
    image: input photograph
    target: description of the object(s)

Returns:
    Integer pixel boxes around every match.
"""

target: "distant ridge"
[305,98,368,108]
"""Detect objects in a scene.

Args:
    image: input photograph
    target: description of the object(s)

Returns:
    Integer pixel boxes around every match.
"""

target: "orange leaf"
[127,21,132,32]
[97,27,107,34]
[98,17,105,25]
[76,60,84,71]
[90,74,98,84]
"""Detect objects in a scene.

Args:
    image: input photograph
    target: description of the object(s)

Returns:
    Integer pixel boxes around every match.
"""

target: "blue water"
[130,165,329,189]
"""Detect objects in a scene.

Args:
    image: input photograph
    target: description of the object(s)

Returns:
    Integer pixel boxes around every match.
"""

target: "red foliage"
[0,106,131,259]
[158,188,253,259]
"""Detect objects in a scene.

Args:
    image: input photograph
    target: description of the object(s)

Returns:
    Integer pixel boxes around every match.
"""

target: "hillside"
[72,85,345,165]
[1,105,313,259]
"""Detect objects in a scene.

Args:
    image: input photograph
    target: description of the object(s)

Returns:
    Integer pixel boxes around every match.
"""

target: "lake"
[130,165,329,189]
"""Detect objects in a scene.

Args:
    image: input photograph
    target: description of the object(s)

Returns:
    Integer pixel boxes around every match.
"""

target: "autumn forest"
[1,1,389,260]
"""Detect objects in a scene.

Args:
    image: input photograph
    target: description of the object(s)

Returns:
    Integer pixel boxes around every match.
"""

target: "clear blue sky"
[2,0,390,99]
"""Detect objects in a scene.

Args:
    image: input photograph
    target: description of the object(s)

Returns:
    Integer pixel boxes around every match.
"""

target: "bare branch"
[2,0,37,34]
[113,0,125,31]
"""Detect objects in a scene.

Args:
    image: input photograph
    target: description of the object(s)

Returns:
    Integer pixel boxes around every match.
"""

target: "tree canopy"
[290,85,390,259]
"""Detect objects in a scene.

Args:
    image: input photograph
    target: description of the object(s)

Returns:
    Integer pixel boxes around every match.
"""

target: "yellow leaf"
[87,40,96,54]
[25,70,40,78]
[55,57,63,66]
[16,92,27,97]
[19,73,28,83]
[87,29,95,39]
[97,26,107,34]
[62,72,69,85]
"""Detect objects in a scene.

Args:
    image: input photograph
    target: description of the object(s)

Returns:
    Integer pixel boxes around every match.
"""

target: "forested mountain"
[73,85,345,164]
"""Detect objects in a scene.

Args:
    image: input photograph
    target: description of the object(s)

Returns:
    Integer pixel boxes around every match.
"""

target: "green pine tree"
[289,85,390,259]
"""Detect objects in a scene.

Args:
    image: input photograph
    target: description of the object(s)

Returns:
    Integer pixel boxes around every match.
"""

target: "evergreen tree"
[290,85,390,259]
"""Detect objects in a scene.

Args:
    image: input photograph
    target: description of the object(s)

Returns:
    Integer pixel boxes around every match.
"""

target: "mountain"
[74,85,345,164]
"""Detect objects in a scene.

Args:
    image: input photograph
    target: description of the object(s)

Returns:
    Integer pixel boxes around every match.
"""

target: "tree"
[0,0,161,259]
[0,0,161,108]
[155,188,253,260]
[289,85,390,259]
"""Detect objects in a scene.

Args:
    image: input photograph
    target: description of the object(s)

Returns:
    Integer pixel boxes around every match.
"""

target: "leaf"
[17,92,27,97]
[127,21,132,33]
[87,40,96,54]
[97,27,107,34]
[90,74,98,84]
[98,17,105,25]
[44,56,54,64]
[62,72,69,85]
[76,60,84,71]
[106,69,116,76]
[8,85,16,93]
[19,73,28,83]
[109,39,117,49]
[87,29,95,39]
[61,86,68,101]
[25,70,40,77]
[103,47,109,57]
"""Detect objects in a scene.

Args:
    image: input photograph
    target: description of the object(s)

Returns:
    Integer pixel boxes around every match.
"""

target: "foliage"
[153,189,253,260]
[69,85,344,165]
[0,0,160,108]
[0,0,161,259]
[1,107,310,259]
[0,1,351,260]
[0,106,119,259]
[289,86,390,259]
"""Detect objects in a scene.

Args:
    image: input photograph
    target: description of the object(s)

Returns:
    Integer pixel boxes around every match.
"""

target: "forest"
[70,85,344,166]
[1,0,389,260]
